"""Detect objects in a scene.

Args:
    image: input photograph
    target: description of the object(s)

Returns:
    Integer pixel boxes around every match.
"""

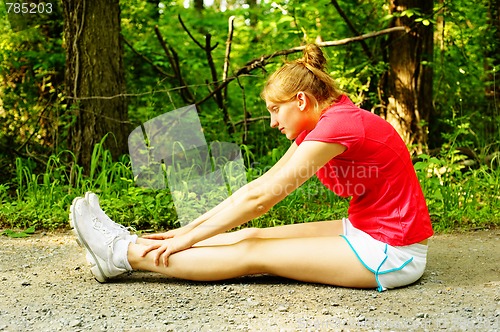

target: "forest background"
[0,0,498,235]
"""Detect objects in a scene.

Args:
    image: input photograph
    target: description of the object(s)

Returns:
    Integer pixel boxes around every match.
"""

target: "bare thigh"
[251,220,343,238]
[248,236,377,287]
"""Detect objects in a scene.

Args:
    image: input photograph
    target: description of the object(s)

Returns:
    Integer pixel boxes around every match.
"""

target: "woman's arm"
[185,141,346,243]
[196,140,301,220]
[143,142,300,240]
[143,141,346,265]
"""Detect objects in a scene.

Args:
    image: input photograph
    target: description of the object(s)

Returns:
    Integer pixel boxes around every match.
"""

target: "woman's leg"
[136,220,344,247]
[128,235,377,288]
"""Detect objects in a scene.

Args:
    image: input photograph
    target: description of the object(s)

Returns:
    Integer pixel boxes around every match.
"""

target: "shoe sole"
[69,197,108,283]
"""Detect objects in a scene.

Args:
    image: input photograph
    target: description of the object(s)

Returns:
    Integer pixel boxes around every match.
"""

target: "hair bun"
[301,44,327,71]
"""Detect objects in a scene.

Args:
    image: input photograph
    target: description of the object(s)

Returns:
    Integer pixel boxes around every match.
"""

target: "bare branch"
[205,33,223,108]
[223,16,235,83]
[196,27,406,106]
[329,0,372,59]
[318,26,407,46]
[66,27,407,108]
[121,35,175,79]
[236,26,407,76]
[154,25,195,104]
[178,15,218,51]
[234,116,270,126]
[195,79,233,106]
[178,14,204,50]
[223,16,236,130]
[234,75,246,139]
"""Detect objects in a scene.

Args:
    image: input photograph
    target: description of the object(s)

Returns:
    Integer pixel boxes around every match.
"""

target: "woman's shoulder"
[320,96,364,123]
[319,96,365,130]
[323,96,395,131]
[314,95,404,149]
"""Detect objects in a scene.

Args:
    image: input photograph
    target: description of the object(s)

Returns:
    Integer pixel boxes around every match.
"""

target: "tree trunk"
[147,0,160,20]
[247,0,258,26]
[194,0,204,12]
[383,0,434,153]
[485,0,499,107]
[62,0,129,170]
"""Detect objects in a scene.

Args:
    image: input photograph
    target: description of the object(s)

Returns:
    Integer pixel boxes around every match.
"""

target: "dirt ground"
[0,229,498,331]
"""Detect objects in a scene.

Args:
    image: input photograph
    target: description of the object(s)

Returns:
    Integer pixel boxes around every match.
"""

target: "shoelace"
[91,215,120,245]
[102,213,136,235]
[105,216,131,232]
[90,202,134,234]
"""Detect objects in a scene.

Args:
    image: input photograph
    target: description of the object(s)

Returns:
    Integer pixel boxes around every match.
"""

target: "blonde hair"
[261,44,342,111]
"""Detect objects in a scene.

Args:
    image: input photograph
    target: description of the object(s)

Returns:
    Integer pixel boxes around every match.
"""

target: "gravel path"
[0,229,499,331]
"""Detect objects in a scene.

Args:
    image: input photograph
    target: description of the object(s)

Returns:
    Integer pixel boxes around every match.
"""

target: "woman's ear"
[296,91,307,111]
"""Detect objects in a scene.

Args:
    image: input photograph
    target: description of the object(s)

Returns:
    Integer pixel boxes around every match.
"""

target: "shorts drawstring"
[375,245,389,292]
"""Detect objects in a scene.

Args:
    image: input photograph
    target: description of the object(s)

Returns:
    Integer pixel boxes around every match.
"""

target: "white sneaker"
[84,192,137,243]
[70,197,130,282]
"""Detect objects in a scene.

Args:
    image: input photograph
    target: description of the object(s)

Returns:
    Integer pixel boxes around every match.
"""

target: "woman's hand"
[141,229,181,241]
[142,224,192,241]
[139,234,194,267]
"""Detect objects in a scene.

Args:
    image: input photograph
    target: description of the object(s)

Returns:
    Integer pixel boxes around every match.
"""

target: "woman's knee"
[235,227,260,241]
[233,237,267,274]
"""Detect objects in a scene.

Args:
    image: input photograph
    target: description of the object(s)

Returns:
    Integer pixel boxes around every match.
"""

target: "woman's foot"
[70,197,132,282]
[85,192,138,243]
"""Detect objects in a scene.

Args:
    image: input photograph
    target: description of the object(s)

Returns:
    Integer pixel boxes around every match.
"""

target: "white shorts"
[341,218,428,291]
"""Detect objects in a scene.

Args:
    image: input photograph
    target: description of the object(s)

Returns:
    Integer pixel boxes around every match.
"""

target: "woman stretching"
[70,44,433,291]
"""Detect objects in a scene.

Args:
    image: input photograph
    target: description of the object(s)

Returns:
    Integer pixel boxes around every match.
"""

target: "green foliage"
[2,138,498,231]
[431,0,499,149]
[0,0,499,232]
[1,226,35,238]
[119,0,392,156]
[248,177,349,228]
[0,136,349,230]
[416,155,500,231]
[415,121,500,231]
[0,138,177,230]
[0,0,65,181]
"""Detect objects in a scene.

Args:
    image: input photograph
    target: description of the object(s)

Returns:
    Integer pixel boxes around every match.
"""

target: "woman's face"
[265,93,316,140]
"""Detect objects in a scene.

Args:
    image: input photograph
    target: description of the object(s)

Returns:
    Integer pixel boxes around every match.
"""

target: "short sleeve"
[294,130,308,146]
[301,109,363,152]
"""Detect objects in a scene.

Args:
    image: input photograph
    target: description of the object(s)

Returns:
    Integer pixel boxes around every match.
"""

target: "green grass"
[0,140,178,231]
[415,151,500,231]
[1,140,499,233]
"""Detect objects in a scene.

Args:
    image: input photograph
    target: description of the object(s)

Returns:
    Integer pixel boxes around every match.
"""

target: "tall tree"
[247,0,258,26]
[383,0,434,152]
[62,0,129,170]
[485,0,499,138]
[194,0,204,12]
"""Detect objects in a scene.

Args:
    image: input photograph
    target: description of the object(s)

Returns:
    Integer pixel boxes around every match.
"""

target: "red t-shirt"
[295,95,433,246]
